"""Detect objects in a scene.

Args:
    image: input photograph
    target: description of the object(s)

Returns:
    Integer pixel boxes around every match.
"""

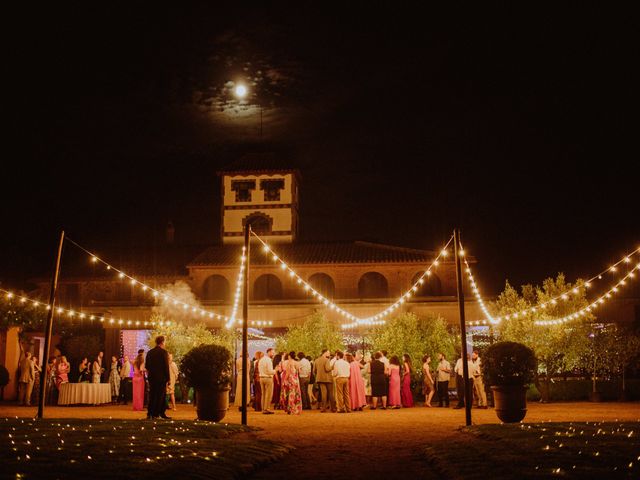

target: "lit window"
[231,180,256,202]
[260,179,285,201]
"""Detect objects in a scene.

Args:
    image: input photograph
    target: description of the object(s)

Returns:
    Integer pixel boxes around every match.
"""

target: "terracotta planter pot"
[195,385,230,422]
[490,385,528,423]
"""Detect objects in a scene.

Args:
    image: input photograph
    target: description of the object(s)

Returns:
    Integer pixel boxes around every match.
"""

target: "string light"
[251,232,359,325]
[251,231,455,329]
[355,235,455,326]
[461,252,494,325]
[0,287,171,328]
[226,247,246,328]
[466,246,640,326]
[66,238,232,323]
[535,264,639,326]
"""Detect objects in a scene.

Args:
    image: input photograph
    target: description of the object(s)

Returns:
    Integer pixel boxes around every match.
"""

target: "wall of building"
[221,172,298,243]
[190,261,461,301]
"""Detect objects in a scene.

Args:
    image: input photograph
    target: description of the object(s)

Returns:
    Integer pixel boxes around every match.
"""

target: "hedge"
[526,379,640,402]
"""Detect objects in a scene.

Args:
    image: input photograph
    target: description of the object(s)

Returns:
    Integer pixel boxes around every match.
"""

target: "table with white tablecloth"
[58,383,112,405]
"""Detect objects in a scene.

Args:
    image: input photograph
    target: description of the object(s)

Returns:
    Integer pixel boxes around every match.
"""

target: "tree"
[493,275,592,402]
[148,314,236,403]
[59,334,103,377]
[0,297,45,329]
[605,324,640,399]
[274,312,344,358]
[147,316,235,363]
[369,312,458,375]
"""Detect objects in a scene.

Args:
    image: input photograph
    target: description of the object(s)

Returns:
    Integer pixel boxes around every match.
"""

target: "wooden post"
[241,225,250,425]
[454,228,472,426]
[37,230,65,419]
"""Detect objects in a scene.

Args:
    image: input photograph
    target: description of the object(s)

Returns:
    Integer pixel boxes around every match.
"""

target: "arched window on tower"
[411,272,442,296]
[202,275,230,302]
[358,272,389,299]
[253,274,283,301]
[308,273,336,299]
[243,213,273,236]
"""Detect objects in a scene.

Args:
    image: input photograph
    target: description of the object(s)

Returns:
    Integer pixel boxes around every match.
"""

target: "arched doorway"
[358,272,389,298]
[412,271,442,296]
[253,274,283,300]
[243,212,273,236]
[308,273,336,299]
[202,275,230,302]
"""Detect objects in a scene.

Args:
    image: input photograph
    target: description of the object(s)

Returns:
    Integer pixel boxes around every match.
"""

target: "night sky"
[1,4,638,295]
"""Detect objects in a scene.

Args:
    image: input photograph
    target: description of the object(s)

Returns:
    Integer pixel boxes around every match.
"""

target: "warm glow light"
[234,84,247,98]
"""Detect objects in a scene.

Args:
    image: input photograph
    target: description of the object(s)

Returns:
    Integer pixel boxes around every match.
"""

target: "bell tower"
[218,154,300,244]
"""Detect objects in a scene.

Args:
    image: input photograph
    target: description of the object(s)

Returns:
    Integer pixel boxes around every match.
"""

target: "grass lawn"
[425,421,640,479]
[1,417,291,479]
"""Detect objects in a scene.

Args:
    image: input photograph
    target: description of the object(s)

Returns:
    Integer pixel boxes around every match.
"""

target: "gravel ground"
[2,402,639,479]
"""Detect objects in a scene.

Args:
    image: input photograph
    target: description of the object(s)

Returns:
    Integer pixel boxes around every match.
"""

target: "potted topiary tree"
[483,341,537,423]
[181,344,232,421]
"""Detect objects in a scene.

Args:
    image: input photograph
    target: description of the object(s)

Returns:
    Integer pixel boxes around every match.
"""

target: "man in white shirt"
[297,352,312,410]
[436,353,451,407]
[472,350,488,409]
[258,348,276,414]
[379,350,390,369]
[332,351,351,413]
[454,353,476,409]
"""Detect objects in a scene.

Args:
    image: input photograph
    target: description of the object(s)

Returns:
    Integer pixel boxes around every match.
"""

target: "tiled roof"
[189,241,438,266]
[218,152,301,177]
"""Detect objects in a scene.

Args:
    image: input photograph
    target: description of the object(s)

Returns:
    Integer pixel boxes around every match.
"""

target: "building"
[39,153,481,329]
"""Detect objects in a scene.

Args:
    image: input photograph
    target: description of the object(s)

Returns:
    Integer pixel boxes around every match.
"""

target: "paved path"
[2,402,639,479]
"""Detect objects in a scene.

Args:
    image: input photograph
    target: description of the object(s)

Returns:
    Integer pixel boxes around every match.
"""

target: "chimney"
[166,221,175,244]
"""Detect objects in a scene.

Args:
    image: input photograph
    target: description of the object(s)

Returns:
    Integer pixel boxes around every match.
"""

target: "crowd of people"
[235,348,490,415]
[18,338,488,418]
[17,337,179,416]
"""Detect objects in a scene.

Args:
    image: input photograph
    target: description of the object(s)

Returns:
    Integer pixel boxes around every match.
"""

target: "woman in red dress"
[271,353,282,410]
[401,354,414,407]
[388,356,402,408]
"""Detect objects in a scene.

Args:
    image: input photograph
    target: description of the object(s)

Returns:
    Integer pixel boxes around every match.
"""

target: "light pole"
[234,84,262,137]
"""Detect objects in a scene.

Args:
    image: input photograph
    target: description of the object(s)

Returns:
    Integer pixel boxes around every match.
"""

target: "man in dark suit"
[145,335,170,419]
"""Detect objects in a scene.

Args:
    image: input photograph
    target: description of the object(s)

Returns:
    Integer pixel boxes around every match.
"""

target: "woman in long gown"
[362,352,372,403]
[167,353,179,411]
[348,352,367,411]
[388,355,402,408]
[91,355,103,384]
[234,353,251,409]
[46,357,57,405]
[422,354,435,407]
[401,354,414,407]
[132,352,145,412]
[279,352,302,415]
[30,357,42,406]
[55,356,70,389]
[271,353,282,410]
[108,356,120,403]
[370,352,388,409]
[252,351,263,412]
[77,358,91,383]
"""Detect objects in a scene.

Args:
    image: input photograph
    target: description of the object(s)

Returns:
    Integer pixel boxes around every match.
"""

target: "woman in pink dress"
[401,354,414,407]
[279,352,302,415]
[348,352,367,411]
[388,355,402,408]
[132,351,145,412]
[55,356,70,389]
